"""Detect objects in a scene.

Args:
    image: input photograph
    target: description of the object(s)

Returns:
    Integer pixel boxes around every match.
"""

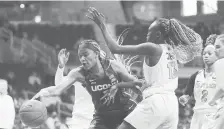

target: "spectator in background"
[55,44,61,52]
[20,32,29,56]
[0,14,12,43]
[29,72,41,85]
[210,23,220,35]
[0,79,15,129]
[32,35,40,44]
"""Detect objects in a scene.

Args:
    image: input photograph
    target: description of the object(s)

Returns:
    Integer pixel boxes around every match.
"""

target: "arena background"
[0,1,222,129]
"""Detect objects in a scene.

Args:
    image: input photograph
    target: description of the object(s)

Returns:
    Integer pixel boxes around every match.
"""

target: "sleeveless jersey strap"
[102,59,121,84]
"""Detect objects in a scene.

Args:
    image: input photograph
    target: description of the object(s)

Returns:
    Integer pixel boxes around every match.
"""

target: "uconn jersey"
[80,59,136,114]
[194,70,217,110]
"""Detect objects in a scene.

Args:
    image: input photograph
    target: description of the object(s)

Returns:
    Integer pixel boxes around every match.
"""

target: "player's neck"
[205,65,214,73]
[89,60,104,76]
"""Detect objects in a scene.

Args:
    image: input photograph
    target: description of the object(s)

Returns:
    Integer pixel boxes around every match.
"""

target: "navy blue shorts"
[88,111,130,129]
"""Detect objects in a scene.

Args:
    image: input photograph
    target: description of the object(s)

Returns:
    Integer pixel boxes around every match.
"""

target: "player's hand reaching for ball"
[101,85,118,106]
[86,7,106,29]
[58,48,70,68]
[32,87,59,100]
[32,89,51,100]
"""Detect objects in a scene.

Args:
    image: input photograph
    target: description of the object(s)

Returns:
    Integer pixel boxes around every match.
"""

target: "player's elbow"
[106,42,121,54]
[109,45,119,54]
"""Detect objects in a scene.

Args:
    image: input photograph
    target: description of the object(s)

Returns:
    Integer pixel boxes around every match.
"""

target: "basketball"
[19,100,48,127]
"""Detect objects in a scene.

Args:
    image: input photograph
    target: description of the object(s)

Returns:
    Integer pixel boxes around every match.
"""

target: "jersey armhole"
[144,44,164,68]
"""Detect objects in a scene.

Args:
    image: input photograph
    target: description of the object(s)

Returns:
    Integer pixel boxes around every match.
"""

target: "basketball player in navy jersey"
[33,40,144,129]
[179,34,220,129]
[87,7,202,129]
[55,48,94,129]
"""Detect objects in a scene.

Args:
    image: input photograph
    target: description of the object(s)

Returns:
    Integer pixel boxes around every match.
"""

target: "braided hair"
[201,34,217,60]
[156,18,203,64]
[78,39,107,65]
[205,34,217,46]
[200,34,217,56]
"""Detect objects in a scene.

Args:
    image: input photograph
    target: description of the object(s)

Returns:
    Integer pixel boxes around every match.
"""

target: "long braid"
[161,18,203,64]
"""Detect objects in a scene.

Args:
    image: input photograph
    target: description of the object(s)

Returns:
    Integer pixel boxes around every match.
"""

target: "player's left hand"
[86,7,106,29]
[58,48,70,68]
[101,85,118,106]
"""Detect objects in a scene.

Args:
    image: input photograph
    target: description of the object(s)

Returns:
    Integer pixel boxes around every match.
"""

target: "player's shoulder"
[68,66,84,77]
[214,59,224,71]
[215,58,224,66]
[2,95,14,103]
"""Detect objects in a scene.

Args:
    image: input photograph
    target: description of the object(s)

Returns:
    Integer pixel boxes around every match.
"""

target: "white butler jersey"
[193,70,218,110]
[72,82,94,118]
[143,44,178,97]
[68,82,94,129]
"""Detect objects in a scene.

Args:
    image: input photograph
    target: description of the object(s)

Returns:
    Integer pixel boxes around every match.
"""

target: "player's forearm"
[45,86,65,96]
[116,81,143,88]
[45,81,72,95]
[55,65,65,85]
[100,24,120,53]
[210,89,224,102]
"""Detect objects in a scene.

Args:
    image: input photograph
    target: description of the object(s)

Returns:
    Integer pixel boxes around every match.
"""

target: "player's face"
[78,47,98,70]
[146,21,161,43]
[203,45,218,66]
[215,39,224,59]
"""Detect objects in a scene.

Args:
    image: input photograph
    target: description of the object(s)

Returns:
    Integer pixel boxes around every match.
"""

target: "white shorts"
[191,109,224,129]
[68,115,92,129]
[124,93,179,129]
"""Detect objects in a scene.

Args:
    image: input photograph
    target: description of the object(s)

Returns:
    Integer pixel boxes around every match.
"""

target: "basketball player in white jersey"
[87,7,203,129]
[209,34,224,105]
[179,34,220,129]
[207,34,224,129]
[55,49,94,129]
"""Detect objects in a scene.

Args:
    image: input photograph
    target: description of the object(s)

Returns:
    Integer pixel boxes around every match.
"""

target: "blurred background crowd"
[0,1,223,129]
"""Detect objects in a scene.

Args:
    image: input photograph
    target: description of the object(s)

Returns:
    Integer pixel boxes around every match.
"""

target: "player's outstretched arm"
[110,60,145,88]
[86,7,162,57]
[101,60,144,105]
[55,65,65,85]
[32,68,81,99]
[55,48,70,85]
